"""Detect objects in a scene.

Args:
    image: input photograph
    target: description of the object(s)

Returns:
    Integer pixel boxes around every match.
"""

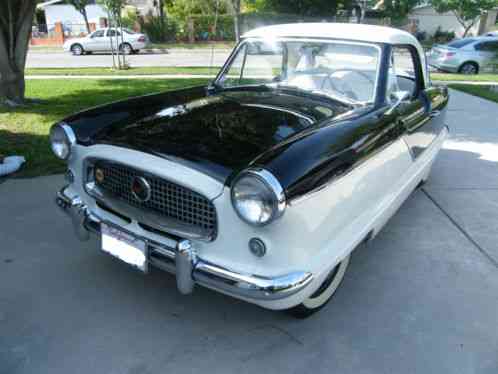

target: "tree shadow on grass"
[3,78,209,118]
[0,78,209,178]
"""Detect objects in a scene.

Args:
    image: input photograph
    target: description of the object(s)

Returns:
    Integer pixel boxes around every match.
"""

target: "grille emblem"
[131,176,151,203]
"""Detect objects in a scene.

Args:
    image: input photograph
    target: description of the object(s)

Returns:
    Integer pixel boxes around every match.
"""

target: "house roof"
[242,23,420,46]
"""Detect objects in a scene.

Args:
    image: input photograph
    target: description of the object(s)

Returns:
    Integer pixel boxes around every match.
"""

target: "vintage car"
[52,23,448,318]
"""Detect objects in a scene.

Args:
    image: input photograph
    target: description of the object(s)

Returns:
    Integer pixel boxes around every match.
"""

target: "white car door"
[87,29,107,51]
[106,28,122,51]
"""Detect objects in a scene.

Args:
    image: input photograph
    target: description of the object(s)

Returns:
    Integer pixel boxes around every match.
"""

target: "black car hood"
[66,86,348,182]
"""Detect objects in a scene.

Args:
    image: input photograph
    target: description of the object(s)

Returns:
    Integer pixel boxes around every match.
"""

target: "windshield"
[216,38,381,104]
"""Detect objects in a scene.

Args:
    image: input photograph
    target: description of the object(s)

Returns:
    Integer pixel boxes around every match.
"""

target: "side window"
[107,29,121,37]
[91,30,105,38]
[386,46,422,102]
[220,42,283,87]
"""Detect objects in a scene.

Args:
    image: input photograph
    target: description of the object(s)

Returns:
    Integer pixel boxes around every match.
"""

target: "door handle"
[429,110,441,118]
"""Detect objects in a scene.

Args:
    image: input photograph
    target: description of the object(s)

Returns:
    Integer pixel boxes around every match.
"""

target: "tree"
[0,0,38,105]
[383,0,421,20]
[430,0,498,37]
[259,0,351,18]
[97,0,127,68]
[67,0,92,34]
[226,0,242,41]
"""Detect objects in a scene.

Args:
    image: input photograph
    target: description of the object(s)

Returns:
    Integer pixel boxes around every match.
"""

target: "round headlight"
[231,169,286,226]
[50,123,75,160]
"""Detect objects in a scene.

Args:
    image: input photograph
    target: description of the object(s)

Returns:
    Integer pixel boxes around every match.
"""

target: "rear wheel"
[119,43,133,55]
[459,62,478,75]
[70,44,84,56]
[286,254,351,319]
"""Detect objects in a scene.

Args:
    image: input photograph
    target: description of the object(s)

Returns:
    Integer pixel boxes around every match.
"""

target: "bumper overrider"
[55,186,313,302]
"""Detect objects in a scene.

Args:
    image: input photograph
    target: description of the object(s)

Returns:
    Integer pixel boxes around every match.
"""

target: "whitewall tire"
[287,254,351,318]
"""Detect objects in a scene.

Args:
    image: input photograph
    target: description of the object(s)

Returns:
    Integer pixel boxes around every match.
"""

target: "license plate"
[101,223,148,272]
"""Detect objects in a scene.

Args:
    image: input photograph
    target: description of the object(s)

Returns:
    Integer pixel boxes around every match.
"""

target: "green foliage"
[139,16,178,42]
[382,0,421,19]
[431,0,497,22]
[65,0,92,12]
[433,26,455,42]
[430,0,498,35]
[97,0,125,17]
[121,10,139,30]
[258,0,353,17]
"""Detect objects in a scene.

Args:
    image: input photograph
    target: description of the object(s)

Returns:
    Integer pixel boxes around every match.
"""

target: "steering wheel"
[321,69,374,101]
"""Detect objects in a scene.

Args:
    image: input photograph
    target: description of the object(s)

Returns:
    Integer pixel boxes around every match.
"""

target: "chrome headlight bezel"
[49,123,76,160]
[230,168,286,227]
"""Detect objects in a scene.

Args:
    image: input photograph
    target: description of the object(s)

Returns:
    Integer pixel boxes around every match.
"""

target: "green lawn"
[24,68,498,83]
[26,66,218,76]
[0,78,208,177]
[431,73,498,82]
[448,84,498,103]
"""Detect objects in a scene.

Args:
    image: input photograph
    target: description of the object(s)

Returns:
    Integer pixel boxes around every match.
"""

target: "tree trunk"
[81,8,91,34]
[231,0,241,41]
[0,0,37,104]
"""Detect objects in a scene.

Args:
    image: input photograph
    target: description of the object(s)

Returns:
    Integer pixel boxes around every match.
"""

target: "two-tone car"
[52,23,448,318]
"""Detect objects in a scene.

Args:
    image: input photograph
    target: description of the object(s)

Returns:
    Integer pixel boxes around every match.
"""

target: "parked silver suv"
[427,37,498,74]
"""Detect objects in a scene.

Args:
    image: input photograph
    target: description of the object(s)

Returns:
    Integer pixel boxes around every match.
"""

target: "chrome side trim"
[55,187,313,301]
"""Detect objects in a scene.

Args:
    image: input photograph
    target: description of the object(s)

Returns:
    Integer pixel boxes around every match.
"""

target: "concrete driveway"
[1,89,497,374]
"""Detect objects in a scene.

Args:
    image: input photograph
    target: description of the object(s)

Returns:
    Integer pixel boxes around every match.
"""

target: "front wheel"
[71,44,84,56]
[286,254,351,319]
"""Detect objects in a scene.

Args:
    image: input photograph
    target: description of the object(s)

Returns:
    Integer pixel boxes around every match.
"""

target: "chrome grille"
[93,161,217,234]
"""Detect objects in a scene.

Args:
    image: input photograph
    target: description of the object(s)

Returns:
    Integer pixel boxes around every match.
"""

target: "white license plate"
[101,224,148,272]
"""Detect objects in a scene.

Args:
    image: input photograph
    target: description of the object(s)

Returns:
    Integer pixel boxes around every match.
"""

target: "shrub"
[434,26,455,43]
[139,16,178,42]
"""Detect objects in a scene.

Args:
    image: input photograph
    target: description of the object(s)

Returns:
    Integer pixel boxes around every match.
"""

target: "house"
[38,0,107,35]
[408,4,498,37]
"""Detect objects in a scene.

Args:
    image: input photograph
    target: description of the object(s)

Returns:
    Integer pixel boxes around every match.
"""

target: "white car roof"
[242,23,419,46]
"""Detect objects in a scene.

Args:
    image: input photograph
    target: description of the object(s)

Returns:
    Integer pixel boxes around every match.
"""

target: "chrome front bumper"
[55,187,313,302]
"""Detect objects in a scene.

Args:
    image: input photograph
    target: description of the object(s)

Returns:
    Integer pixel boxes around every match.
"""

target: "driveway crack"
[422,188,498,269]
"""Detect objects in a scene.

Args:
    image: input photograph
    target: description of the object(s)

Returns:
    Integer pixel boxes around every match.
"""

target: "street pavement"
[1,89,497,374]
[26,50,230,68]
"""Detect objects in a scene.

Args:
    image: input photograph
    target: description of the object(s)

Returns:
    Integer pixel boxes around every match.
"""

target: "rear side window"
[475,41,498,52]
[447,39,475,48]
[107,29,121,37]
